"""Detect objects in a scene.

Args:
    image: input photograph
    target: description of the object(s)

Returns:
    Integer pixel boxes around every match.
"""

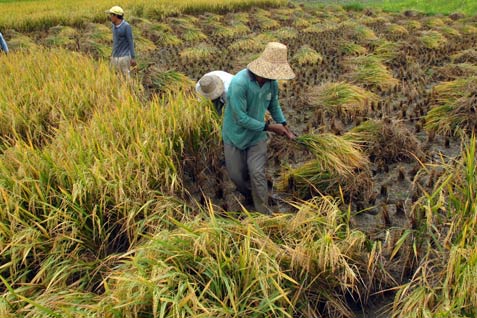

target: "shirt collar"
[114,20,125,28]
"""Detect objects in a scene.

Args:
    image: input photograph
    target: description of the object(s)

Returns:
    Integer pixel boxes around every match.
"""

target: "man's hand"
[130,59,137,68]
[267,123,295,139]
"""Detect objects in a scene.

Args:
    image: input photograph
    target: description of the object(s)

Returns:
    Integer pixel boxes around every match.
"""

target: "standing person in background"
[0,32,8,54]
[196,71,234,116]
[222,42,295,214]
[105,6,136,79]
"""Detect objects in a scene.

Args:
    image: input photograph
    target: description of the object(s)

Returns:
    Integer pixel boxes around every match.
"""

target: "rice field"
[1,0,477,317]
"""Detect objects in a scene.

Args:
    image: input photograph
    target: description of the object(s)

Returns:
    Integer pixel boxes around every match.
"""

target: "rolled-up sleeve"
[268,81,286,123]
[229,83,266,131]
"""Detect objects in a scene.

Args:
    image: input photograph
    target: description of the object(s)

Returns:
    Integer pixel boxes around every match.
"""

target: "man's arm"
[126,24,136,65]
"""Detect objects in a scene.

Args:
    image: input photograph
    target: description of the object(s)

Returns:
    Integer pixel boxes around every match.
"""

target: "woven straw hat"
[247,42,295,80]
[196,75,224,100]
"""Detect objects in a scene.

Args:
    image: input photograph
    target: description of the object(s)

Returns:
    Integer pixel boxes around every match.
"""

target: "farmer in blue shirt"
[105,6,136,79]
[0,32,8,54]
[223,42,295,214]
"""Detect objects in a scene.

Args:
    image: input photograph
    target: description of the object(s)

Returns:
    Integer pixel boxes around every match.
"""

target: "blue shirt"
[112,20,135,58]
[0,33,8,53]
[222,69,286,150]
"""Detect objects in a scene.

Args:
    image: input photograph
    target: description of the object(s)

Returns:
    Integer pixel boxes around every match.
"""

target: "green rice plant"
[45,25,78,50]
[179,43,218,62]
[306,82,378,118]
[419,30,447,49]
[386,23,409,36]
[373,40,402,62]
[291,45,323,66]
[344,55,399,91]
[392,136,477,317]
[451,48,477,63]
[344,119,423,163]
[339,42,368,56]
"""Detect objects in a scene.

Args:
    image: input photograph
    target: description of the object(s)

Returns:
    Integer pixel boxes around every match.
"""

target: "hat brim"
[196,79,225,100]
[247,58,295,80]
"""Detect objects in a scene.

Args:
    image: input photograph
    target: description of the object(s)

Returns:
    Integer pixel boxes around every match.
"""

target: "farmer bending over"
[222,42,295,214]
[196,71,234,116]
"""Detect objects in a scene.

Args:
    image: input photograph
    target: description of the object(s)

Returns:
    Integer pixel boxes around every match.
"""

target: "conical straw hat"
[196,74,224,100]
[247,42,295,80]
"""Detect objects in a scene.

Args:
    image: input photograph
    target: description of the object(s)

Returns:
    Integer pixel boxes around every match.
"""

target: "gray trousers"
[224,140,270,214]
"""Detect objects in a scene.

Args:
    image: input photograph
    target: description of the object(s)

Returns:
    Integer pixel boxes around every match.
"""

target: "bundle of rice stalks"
[277,133,370,199]
[438,26,462,38]
[230,12,249,24]
[179,43,218,62]
[373,40,402,63]
[213,22,250,39]
[344,55,399,91]
[406,20,422,30]
[457,24,477,36]
[45,25,78,49]
[433,63,477,81]
[292,45,323,66]
[4,30,37,51]
[419,30,447,49]
[143,67,194,95]
[344,119,422,163]
[425,17,446,28]
[306,82,378,119]
[141,22,183,46]
[228,33,276,53]
[134,34,156,54]
[182,27,207,42]
[451,48,477,63]
[255,14,280,30]
[271,7,295,21]
[339,42,368,56]
[425,78,477,135]
[385,23,409,36]
[352,24,379,42]
[293,17,312,28]
[303,22,339,34]
[270,27,298,40]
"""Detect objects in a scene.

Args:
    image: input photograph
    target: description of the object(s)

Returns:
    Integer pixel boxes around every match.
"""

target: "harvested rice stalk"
[406,20,422,30]
[438,26,461,38]
[45,25,78,49]
[306,82,378,118]
[344,55,399,90]
[182,27,207,42]
[180,43,218,62]
[339,42,367,56]
[293,17,311,28]
[419,31,447,49]
[344,119,422,163]
[292,45,323,66]
[213,22,250,39]
[386,23,409,36]
[433,63,477,80]
[432,77,477,105]
[458,24,477,36]
[451,49,477,63]
[353,25,378,42]
[270,27,298,40]
[373,40,402,63]
[425,17,446,28]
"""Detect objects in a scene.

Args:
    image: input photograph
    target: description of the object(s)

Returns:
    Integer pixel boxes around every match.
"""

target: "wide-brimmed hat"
[196,75,224,100]
[105,6,124,16]
[247,42,295,80]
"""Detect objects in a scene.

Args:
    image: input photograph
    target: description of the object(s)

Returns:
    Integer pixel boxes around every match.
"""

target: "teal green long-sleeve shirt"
[222,69,286,150]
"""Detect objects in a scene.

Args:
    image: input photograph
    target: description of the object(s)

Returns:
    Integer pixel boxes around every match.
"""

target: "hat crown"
[260,42,289,64]
[199,76,216,94]
[108,6,124,15]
